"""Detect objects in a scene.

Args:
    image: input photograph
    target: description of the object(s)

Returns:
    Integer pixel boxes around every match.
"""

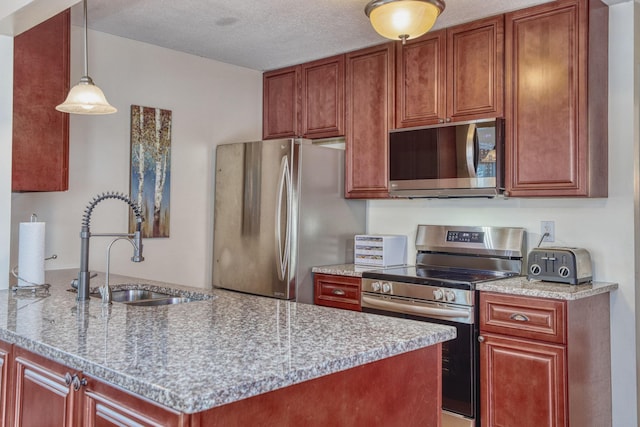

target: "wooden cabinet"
[0,340,12,427]
[504,0,608,197]
[345,43,394,199]
[479,292,612,427]
[263,55,345,140]
[301,55,345,139]
[314,273,361,311]
[396,15,504,128]
[12,346,81,427]
[9,346,189,427]
[12,9,70,192]
[82,374,188,427]
[263,65,300,139]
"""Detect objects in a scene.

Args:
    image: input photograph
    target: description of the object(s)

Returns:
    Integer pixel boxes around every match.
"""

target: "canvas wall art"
[129,105,172,238]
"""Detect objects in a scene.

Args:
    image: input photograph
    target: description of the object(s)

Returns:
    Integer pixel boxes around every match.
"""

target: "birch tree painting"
[129,105,172,238]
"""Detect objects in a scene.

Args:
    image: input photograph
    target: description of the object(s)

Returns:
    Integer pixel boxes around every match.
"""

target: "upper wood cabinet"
[263,55,345,140]
[12,9,70,192]
[345,43,394,199]
[504,0,608,197]
[396,15,504,128]
[263,65,300,139]
[301,55,345,139]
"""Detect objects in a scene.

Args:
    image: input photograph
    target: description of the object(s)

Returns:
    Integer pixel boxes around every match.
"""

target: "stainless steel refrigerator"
[212,139,366,304]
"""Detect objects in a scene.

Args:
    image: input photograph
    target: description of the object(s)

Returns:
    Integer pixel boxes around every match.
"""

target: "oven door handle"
[362,295,472,320]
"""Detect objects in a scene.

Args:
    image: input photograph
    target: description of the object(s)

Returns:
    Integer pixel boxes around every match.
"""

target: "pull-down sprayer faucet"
[76,192,144,301]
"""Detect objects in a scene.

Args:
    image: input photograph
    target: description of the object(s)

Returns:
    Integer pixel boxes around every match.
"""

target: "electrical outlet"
[541,221,555,242]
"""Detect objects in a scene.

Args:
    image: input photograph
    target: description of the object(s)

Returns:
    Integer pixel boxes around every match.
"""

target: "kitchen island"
[0,269,455,426]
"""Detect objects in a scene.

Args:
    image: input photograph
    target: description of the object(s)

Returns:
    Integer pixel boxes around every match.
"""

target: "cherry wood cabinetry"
[396,15,504,128]
[12,9,70,192]
[263,65,300,139]
[0,341,12,427]
[263,55,345,140]
[479,292,612,427]
[11,346,81,427]
[301,55,345,139]
[504,0,608,197]
[345,43,395,199]
[82,375,188,427]
[314,273,361,312]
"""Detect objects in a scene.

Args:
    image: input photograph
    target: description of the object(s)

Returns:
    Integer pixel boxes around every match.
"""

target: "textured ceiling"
[76,0,557,71]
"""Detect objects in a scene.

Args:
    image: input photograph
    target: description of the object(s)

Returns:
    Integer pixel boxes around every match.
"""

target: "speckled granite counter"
[0,269,455,414]
[311,263,373,277]
[476,276,618,300]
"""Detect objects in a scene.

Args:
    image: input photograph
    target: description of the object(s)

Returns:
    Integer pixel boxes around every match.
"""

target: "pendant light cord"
[83,0,89,78]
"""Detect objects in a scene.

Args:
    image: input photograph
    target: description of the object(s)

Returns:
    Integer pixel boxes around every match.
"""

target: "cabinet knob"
[438,119,445,124]
[446,117,451,122]
[332,289,346,296]
[478,335,485,343]
[64,372,73,386]
[71,374,87,391]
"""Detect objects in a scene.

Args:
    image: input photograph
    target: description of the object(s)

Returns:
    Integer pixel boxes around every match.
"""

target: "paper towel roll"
[18,222,45,287]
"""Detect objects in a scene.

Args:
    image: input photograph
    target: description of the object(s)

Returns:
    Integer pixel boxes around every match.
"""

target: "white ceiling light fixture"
[56,0,116,115]
[365,0,446,45]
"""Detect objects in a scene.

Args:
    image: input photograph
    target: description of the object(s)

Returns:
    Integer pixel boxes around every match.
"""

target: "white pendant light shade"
[365,0,445,44]
[55,0,116,115]
[56,76,117,114]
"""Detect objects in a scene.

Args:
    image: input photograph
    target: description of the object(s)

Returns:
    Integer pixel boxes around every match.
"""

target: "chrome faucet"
[76,192,144,301]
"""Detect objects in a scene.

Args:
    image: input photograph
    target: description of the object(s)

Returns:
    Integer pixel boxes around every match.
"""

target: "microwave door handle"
[464,124,477,178]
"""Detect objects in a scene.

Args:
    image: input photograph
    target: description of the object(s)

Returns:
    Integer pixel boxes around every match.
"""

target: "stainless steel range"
[361,225,526,427]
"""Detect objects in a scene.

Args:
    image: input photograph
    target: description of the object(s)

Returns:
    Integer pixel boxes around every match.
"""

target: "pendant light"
[56,0,116,114]
[365,0,446,45]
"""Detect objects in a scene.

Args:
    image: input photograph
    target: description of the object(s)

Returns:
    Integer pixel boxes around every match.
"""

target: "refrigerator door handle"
[275,156,291,280]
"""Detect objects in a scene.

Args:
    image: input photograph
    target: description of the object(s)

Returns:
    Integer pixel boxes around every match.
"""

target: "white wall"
[10,23,263,287]
[0,35,13,290]
[367,3,638,425]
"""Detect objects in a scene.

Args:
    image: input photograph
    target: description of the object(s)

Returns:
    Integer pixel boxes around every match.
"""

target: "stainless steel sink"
[111,289,173,303]
[125,297,193,307]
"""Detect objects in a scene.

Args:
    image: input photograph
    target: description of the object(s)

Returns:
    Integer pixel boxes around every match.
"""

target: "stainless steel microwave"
[388,118,504,198]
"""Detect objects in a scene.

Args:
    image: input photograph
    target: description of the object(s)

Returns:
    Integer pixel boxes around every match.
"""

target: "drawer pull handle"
[332,289,346,296]
[510,313,530,322]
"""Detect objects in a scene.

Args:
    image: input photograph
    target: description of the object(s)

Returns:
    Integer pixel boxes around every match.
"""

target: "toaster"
[527,247,592,285]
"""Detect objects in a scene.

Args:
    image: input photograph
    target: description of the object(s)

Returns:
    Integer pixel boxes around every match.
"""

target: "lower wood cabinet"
[314,273,361,311]
[12,346,80,427]
[479,291,612,427]
[0,341,11,427]
[82,375,188,427]
[7,346,188,427]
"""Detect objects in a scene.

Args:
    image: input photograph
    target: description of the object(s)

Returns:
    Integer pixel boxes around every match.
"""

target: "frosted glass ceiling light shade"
[365,0,445,44]
[55,0,116,115]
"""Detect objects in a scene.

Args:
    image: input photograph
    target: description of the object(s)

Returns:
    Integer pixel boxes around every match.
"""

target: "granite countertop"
[476,276,618,300]
[311,264,376,277]
[0,269,455,414]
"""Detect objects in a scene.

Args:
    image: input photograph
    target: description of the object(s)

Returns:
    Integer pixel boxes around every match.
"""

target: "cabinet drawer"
[314,274,361,312]
[480,292,566,344]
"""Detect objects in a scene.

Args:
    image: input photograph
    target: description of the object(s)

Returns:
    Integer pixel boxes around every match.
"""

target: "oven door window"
[362,307,477,419]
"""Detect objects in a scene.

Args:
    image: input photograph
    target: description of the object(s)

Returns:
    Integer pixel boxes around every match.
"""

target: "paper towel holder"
[11,254,58,293]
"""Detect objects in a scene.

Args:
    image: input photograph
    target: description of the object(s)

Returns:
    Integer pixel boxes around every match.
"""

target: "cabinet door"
[301,55,345,139]
[0,341,11,427]
[263,65,300,139]
[314,273,361,312]
[447,15,504,121]
[395,30,446,128]
[504,0,607,197]
[345,43,394,199]
[12,9,70,192]
[12,347,79,427]
[81,375,189,427]
[480,333,567,427]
